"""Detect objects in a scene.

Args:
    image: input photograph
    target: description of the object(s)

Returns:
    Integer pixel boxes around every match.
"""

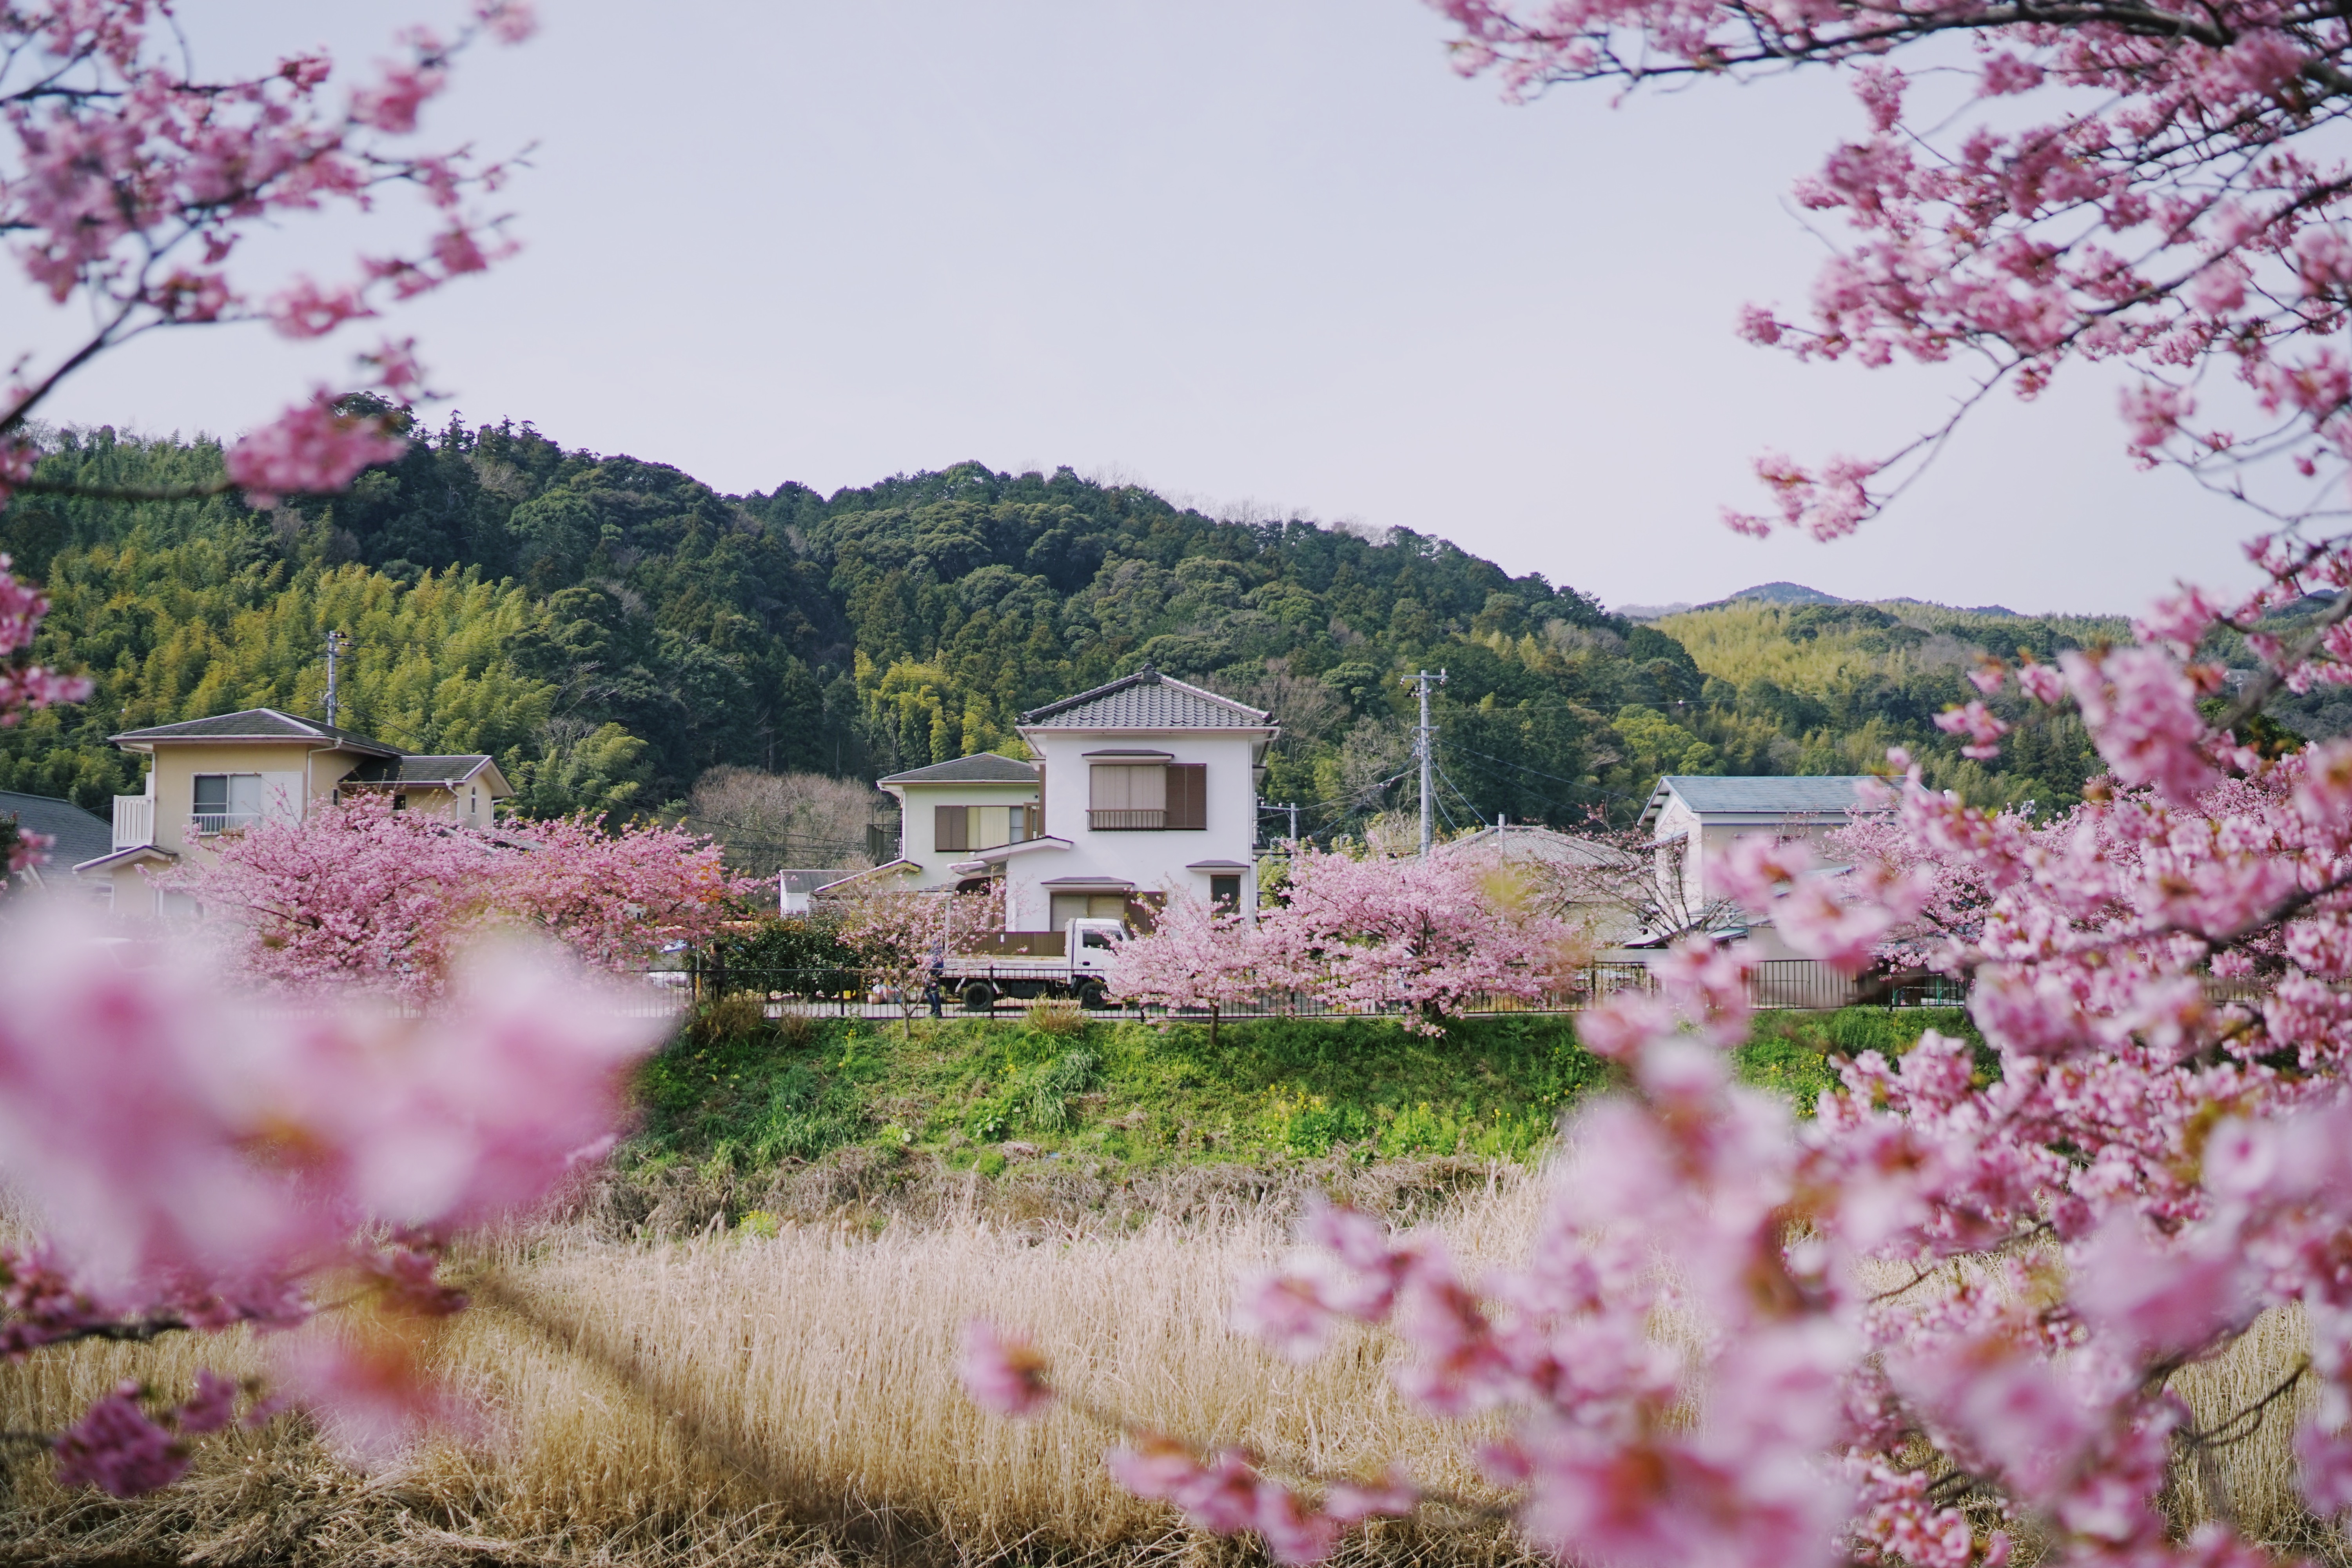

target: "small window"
[191,773,261,834]
[1081,928,1116,951]
[1210,874,1241,912]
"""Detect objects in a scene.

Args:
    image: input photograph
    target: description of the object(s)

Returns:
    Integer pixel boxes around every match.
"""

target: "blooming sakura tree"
[1434,0,2352,548]
[1109,891,1268,1045]
[0,915,663,1493]
[488,811,746,970]
[3,0,532,505]
[835,881,1003,1030]
[1258,845,1569,1032]
[161,793,745,1002]
[0,0,701,1509]
[954,619,2352,1566]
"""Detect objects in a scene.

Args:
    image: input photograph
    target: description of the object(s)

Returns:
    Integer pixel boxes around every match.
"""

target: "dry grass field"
[0,1163,2338,1567]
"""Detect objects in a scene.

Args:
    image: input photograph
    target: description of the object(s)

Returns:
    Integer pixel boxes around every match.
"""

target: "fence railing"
[658,958,1976,1022]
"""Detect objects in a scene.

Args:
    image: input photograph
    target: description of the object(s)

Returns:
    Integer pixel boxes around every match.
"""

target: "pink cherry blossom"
[1112,890,1267,1040]
[1256,843,1572,1031]
[222,396,411,508]
[2060,647,2219,806]
[1933,699,2010,760]
[163,793,748,1002]
[50,1383,188,1497]
[957,1321,1053,1417]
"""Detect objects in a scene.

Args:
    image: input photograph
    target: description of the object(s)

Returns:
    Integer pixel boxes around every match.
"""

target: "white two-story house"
[73,707,513,915]
[853,666,1275,932]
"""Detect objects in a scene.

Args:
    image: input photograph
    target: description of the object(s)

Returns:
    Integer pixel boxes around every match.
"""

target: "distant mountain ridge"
[0,426,2126,827]
[1619,583,2024,621]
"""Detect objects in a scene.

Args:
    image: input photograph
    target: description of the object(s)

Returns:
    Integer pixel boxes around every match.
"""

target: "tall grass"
[2,1175,2334,1565]
[0,1178,1546,1566]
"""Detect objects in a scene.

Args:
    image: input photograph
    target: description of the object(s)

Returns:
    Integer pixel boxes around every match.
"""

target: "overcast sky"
[25,1,2261,616]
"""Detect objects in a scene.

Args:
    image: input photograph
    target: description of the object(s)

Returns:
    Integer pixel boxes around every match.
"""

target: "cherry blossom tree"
[1432,0,2352,557]
[1110,890,1267,1045]
[950,618,2352,1568]
[1259,845,1570,1033]
[0,0,697,1507]
[490,811,747,970]
[159,793,746,1002]
[0,913,663,1493]
[4,0,532,505]
[835,882,1002,1033]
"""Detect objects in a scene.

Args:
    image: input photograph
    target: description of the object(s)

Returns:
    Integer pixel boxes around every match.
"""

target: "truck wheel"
[961,982,996,1013]
[1077,980,1109,1010]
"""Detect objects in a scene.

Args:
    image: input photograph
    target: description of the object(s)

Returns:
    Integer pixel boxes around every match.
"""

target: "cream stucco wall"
[884,780,1042,887]
[136,740,362,855]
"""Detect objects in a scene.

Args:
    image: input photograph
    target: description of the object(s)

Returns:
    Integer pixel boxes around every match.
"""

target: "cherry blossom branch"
[2180,1359,2308,1450]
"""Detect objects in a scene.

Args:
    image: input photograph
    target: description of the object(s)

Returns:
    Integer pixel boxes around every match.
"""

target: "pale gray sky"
[27,1,2259,616]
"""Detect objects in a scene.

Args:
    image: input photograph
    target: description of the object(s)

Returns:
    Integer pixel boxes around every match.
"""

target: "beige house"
[74,708,513,915]
[869,753,1044,894]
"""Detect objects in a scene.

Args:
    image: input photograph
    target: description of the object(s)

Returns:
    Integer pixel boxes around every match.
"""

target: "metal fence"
[655,957,1972,1022]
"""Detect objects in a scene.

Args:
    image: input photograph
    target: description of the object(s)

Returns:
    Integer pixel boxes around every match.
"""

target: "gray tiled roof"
[346,754,496,786]
[1640,774,1879,828]
[111,707,401,756]
[0,789,111,874]
[878,754,1040,785]
[1020,666,1272,730]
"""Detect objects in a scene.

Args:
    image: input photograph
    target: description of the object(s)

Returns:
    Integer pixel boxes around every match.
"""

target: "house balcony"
[1089,809,1165,831]
[188,812,259,838]
[111,795,153,850]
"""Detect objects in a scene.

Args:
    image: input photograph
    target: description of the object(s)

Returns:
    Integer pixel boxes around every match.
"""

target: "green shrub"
[693,991,769,1046]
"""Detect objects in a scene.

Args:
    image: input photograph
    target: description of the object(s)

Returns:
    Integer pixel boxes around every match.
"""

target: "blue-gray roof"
[0,789,112,875]
[1639,775,1879,829]
[1020,666,1272,730]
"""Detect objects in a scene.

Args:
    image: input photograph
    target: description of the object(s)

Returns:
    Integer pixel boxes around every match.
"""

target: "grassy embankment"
[626,1003,1980,1181]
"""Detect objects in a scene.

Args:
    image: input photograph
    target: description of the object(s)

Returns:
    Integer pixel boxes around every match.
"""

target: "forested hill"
[2,417,2112,833]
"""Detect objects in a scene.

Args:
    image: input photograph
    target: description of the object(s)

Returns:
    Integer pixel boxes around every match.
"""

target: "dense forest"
[0,414,2135,846]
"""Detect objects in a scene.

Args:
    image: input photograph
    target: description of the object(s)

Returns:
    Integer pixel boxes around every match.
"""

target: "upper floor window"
[191,773,261,835]
[934,802,1040,853]
[1089,763,1205,831]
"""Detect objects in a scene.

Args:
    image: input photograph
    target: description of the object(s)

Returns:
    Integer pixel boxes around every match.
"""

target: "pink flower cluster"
[1252,844,1571,1031]
[2,0,533,502]
[0,552,91,732]
[0,913,667,1490]
[946,559,2352,1566]
[161,792,749,1002]
[1429,0,2352,532]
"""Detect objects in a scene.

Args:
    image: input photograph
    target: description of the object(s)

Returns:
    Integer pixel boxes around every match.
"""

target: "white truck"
[938,918,1127,1011]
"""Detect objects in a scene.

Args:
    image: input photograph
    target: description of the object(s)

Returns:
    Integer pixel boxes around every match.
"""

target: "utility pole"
[323,629,350,728]
[1401,668,1446,857]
